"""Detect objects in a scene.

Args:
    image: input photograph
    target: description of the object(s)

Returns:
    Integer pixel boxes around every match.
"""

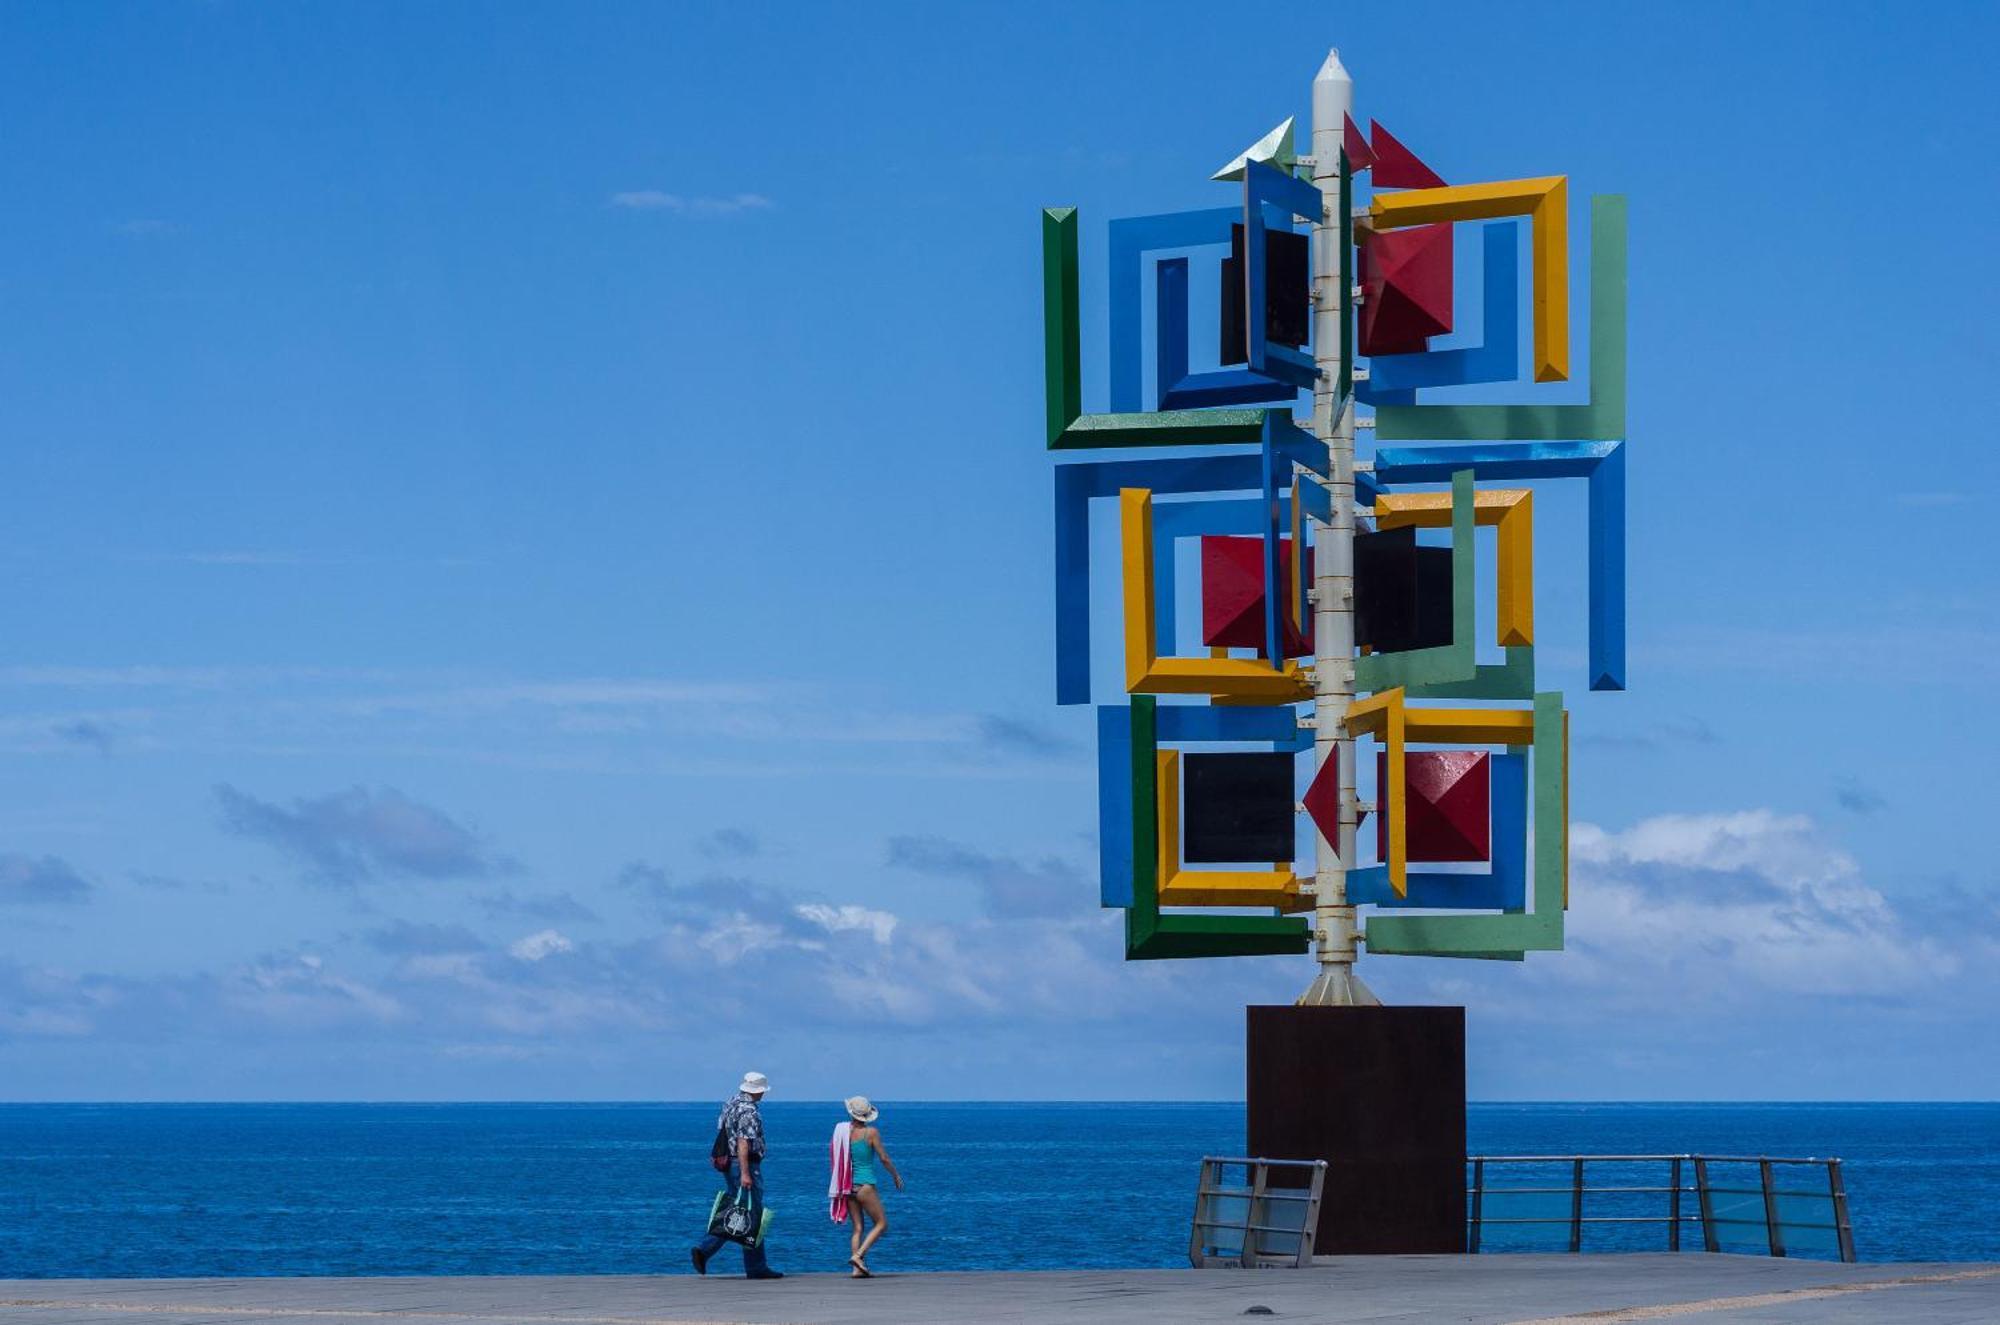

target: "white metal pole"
[1301,47,1378,1007]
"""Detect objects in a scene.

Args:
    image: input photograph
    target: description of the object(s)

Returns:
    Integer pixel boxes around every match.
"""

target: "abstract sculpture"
[1041,47,1628,1000]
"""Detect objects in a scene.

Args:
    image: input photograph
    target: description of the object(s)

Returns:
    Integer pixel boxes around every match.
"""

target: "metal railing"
[1189,1156,1328,1268]
[1468,1154,1854,1262]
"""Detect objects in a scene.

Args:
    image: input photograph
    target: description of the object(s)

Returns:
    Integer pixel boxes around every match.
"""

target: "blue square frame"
[1346,751,1526,909]
[1110,207,1299,412]
[1357,221,1521,405]
[1243,160,1324,390]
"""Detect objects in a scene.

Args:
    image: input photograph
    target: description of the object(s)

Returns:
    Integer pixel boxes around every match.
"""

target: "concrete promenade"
[4,1256,1999,1325]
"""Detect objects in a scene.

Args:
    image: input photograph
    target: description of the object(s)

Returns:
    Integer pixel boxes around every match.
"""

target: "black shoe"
[690,1246,708,1276]
[746,1269,786,1279]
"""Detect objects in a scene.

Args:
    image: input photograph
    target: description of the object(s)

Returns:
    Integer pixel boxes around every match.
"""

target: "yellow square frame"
[1343,687,1537,897]
[1120,488,1313,703]
[1368,176,1569,383]
[1154,749,1306,912]
[1375,488,1534,647]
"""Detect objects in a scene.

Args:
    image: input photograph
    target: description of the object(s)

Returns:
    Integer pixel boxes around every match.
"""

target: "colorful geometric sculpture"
[1184,752,1297,863]
[1038,70,1628,976]
[1369,120,1446,189]
[1375,750,1490,863]
[1202,535,1312,656]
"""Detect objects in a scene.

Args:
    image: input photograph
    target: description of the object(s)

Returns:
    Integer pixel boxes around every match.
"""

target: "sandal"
[850,1257,873,1278]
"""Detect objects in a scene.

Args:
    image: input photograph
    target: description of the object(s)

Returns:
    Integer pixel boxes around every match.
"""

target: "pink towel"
[828,1121,853,1223]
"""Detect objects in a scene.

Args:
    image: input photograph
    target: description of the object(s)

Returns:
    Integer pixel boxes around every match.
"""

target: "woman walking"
[841,1096,901,1277]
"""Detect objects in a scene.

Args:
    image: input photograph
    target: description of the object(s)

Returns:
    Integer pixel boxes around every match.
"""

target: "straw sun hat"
[844,1095,879,1124]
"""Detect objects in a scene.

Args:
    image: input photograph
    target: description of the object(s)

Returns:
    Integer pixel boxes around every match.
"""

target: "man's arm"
[736,1134,753,1176]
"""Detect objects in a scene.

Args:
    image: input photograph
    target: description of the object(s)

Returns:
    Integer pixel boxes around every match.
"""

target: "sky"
[1,0,1996,1102]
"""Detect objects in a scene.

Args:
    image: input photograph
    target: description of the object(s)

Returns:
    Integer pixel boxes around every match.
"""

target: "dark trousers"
[695,1160,770,1274]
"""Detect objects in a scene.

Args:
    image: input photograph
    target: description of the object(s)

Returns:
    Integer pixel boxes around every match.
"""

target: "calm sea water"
[0,1102,1994,1277]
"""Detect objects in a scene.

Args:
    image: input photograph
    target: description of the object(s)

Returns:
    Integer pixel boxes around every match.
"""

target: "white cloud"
[608,190,773,217]
[1557,810,1945,998]
[795,903,898,944]
[507,930,575,962]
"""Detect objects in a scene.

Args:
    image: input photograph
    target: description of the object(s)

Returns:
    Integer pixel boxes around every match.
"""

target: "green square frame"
[1122,695,1312,960]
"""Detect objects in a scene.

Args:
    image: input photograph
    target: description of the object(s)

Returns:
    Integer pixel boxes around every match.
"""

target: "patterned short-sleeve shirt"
[719,1092,765,1160]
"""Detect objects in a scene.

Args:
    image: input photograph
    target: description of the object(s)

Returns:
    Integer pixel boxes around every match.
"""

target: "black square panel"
[1356,526,1454,655]
[1219,223,1309,366]
[1183,751,1296,864]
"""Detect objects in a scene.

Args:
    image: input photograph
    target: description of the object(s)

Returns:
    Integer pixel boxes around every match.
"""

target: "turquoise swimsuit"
[850,1136,880,1188]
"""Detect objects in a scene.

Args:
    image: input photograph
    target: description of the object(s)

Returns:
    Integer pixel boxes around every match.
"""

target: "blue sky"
[1,1,1996,1101]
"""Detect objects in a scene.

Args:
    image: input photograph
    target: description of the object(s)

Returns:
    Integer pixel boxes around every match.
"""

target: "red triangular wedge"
[1368,120,1447,189]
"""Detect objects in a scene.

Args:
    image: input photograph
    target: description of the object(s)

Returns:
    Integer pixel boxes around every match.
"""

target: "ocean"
[0,1102,1995,1277]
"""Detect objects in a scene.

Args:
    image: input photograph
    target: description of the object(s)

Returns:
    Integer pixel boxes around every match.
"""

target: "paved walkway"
[4,1256,1998,1324]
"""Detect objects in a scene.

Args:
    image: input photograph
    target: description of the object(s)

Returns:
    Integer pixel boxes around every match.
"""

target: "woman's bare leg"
[848,1195,863,1268]
[854,1185,889,1262]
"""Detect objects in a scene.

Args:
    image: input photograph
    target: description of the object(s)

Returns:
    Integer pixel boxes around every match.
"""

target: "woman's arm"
[871,1130,904,1190]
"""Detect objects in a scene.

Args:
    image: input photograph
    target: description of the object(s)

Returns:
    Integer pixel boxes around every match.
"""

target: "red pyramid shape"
[1302,751,1340,847]
[1343,113,1375,173]
[1359,223,1454,356]
[1376,750,1491,863]
[1368,120,1446,189]
[1199,535,1311,657]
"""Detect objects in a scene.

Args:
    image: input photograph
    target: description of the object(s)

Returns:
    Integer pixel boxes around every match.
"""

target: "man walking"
[691,1070,784,1279]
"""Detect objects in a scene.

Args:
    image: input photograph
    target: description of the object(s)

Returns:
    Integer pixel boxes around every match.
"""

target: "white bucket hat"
[739,1071,769,1095]
[845,1095,878,1124]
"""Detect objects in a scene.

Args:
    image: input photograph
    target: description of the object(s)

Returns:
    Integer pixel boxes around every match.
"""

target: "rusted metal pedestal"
[1246,1005,1466,1254]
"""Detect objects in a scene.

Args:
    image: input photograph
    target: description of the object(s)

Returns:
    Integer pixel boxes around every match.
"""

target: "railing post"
[1668,1156,1682,1252]
[1828,1159,1855,1264]
[1469,1158,1484,1253]
[1189,1159,1211,1268]
[1568,1158,1585,1254]
[1694,1157,1718,1253]
[1759,1159,1785,1258]
[1246,1158,1269,1268]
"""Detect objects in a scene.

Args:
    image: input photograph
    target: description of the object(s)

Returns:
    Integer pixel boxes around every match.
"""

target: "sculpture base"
[1245,1004,1466,1254]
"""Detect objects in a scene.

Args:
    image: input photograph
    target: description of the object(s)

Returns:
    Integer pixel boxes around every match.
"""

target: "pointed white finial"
[1315,47,1352,89]
[1211,116,1298,182]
